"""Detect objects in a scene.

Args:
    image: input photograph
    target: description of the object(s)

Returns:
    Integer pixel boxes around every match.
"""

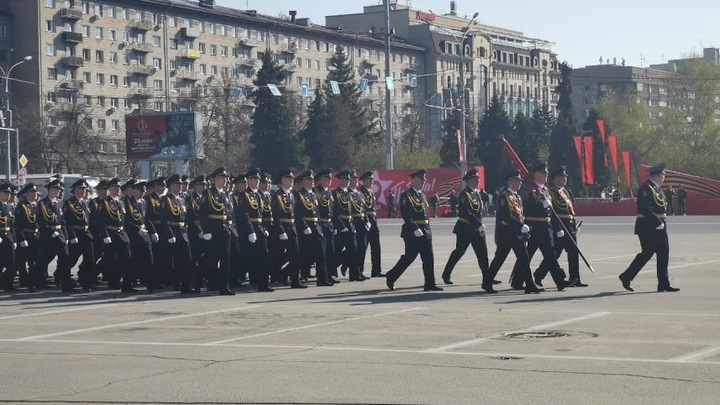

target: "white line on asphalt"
[424,312,611,352]
[669,346,720,362]
[0,303,122,320]
[601,258,720,279]
[16,305,263,341]
[204,307,424,345]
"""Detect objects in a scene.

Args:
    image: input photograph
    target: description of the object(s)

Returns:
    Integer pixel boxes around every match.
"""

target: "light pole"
[383,0,393,169]
[1,55,33,182]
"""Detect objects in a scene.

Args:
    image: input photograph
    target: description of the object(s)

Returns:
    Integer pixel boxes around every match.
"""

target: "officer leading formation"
[0,164,678,295]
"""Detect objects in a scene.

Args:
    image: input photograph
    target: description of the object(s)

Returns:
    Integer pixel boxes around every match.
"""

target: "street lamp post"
[1,55,33,182]
[383,0,393,169]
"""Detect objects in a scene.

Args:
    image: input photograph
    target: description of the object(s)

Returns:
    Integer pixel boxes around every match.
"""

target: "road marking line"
[16,305,262,341]
[424,312,610,352]
[0,303,122,321]
[669,346,720,362]
[205,307,423,345]
[601,259,720,279]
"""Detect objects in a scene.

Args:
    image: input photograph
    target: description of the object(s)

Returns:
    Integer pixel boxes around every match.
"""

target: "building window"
[109,75,118,86]
[221,67,229,78]
[47,68,57,79]
[82,71,90,82]
[97,96,105,107]
[211,65,217,75]
[82,25,90,37]
[94,27,103,39]
[169,39,177,49]
[46,20,56,33]
[46,0,56,8]
[167,16,175,27]
[199,64,206,75]
[96,73,104,85]
[154,80,162,90]
[221,25,226,36]
[198,43,206,54]
[153,58,161,68]
[95,50,104,63]
[98,140,107,151]
[153,36,161,47]
[108,52,116,63]
[169,60,176,70]
[94,4,102,17]
[154,102,163,111]
[122,77,130,87]
[221,46,227,57]
[111,120,119,130]
[46,43,55,56]
[123,99,129,108]
[210,45,216,55]
[122,30,130,42]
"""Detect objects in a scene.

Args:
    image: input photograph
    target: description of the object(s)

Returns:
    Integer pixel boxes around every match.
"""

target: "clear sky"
[220,0,720,68]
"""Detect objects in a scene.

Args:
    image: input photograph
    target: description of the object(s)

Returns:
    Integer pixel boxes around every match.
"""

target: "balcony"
[364,73,379,81]
[180,27,201,38]
[240,38,261,47]
[178,87,202,99]
[58,79,84,91]
[60,31,83,43]
[175,70,198,81]
[361,58,376,67]
[127,19,154,31]
[59,8,82,20]
[280,43,298,54]
[61,56,84,67]
[178,48,201,59]
[126,42,151,53]
[128,65,156,76]
[129,87,158,98]
[237,58,259,68]
[283,63,298,72]
[403,63,420,72]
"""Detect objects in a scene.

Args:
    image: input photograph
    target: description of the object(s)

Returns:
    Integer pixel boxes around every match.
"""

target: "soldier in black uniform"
[271,168,305,288]
[483,170,541,294]
[186,175,207,285]
[37,179,74,292]
[98,178,134,293]
[332,170,361,281]
[235,168,274,292]
[64,179,96,292]
[441,169,491,285]
[123,179,156,293]
[348,172,370,281]
[160,174,195,294]
[385,170,443,292]
[294,170,333,287]
[619,164,679,292]
[89,180,108,286]
[200,167,235,295]
[15,184,40,291]
[677,185,687,215]
[511,163,576,291]
[0,183,17,292]
[145,178,167,287]
[359,172,384,277]
[231,174,249,286]
[315,168,340,283]
[664,185,676,216]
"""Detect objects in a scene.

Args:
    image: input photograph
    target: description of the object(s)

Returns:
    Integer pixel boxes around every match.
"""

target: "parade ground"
[0,216,718,405]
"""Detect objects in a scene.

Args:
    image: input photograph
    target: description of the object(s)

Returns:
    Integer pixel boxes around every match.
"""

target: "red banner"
[573,136,585,184]
[596,119,606,144]
[502,138,528,176]
[456,129,465,163]
[583,136,594,185]
[608,134,619,181]
[622,150,633,197]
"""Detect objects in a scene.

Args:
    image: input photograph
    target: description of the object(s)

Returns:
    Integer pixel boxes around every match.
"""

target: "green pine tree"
[550,61,581,190]
[300,89,354,169]
[476,94,513,192]
[581,108,613,192]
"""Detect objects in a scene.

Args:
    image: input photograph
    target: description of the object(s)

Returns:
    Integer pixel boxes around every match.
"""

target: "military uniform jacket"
[495,189,525,240]
[399,188,430,239]
[160,193,189,243]
[350,188,369,228]
[0,200,15,244]
[635,180,667,235]
[143,192,163,235]
[98,196,130,243]
[549,186,576,235]
[15,200,38,244]
[454,186,484,235]
[332,187,355,233]
[63,196,92,241]
[315,185,334,231]
[294,188,323,236]
[523,183,552,227]
[359,186,377,227]
[260,191,274,230]
[200,187,234,237]
[271,188,297,237]
[124,196,151,244]
[38,196,67,243]
[235,188,266,236]
[186,192,204,237]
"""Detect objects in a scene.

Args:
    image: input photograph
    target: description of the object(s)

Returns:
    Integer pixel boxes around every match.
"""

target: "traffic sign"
[19,154,28,167]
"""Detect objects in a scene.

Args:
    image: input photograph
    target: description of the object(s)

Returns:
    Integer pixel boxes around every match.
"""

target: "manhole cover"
[502,330,598,340]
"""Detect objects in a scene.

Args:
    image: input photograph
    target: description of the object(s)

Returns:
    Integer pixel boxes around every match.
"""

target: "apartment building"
[0,0,425,176]
[326,1,560,138]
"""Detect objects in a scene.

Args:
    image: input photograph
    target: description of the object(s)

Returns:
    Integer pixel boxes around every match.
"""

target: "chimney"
[199,0,215,8]
[289,10,297,23]
[450,1,457,16]
[613,57,617,65]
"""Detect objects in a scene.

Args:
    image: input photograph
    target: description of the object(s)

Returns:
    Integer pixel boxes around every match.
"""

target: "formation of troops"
[0,162,678,295]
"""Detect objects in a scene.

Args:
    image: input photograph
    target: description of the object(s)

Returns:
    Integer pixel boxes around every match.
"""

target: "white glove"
[248,233,257,243]
[20,240,28,248]
[413,229,424,238]
[0,236,3,244]
[303,227,312,235]
[264,230,269,237]
[12,243,16,250]
[202,233,212,241]
[279,233,288,241]
[51,232,59,238]
[340,228,349,233]
[521,224,530,234]
[198,232,204,239]
[656,223,665,230]
[333,229,338,235]
[556,230,565,238]
[365,222,372,231]
[168,237,176,244]
[543,199,552,209]
[103,237,112,244]
[151,233,159,243]
[69,238,78,244]
[139,229,148,236]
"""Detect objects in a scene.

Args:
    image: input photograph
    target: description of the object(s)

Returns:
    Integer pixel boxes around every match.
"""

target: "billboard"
[125,112,204,160]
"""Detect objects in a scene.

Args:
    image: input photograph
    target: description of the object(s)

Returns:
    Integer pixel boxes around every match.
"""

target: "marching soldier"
[677,185,687,215]
[483,170,541,294]
[161,174,196,294]
[37,179,74,292]
[0,183,16,292]
[64,179,96,292]
[89,180,108,286]
[385,170,443,292]
[332,170,361,281]
[231,174,249,286]
[124,179,156,293]
[145,178,167,287]
[200,167,235,295]
[315,168,340,283]
[15,184,39,291]
[271,168,305,288]
[187,175,207,284]
[441,169,491,285]
[181,175,190,199]
[619,164,679,292]
[359,172,384,277]
[348,172,370,280]
[98,178,134,293]
[294,170,333,287]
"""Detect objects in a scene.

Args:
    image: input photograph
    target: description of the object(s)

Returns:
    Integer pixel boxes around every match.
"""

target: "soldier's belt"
[352,213,365,219]
[303,217,319,222]
[339,215,353,220]
[263,218,274,223]
[557,214,574,220]
[249,218,263,223]
[23,228,39,234]
[151,220,162,225]
[366,211,376,216]
[208,214,227,220]
[51,225,62,230]
[106,225,124,232]
[279,218,295,224]
[637,213,666,219]
[140,224,146,230]
[319,218,332,223]
[72,225,90,231]
[168,221,186,227]
[414,220,430,225]
[0,227,10,232]
[457,218,478,226]
[525,217,551,222]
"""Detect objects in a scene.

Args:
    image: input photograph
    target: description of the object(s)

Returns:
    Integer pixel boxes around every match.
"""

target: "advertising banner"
[125,112,203,160]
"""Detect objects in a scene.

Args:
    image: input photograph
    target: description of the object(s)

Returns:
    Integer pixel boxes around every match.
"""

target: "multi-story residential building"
[0,0,425,176]
[326,1,560,138]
